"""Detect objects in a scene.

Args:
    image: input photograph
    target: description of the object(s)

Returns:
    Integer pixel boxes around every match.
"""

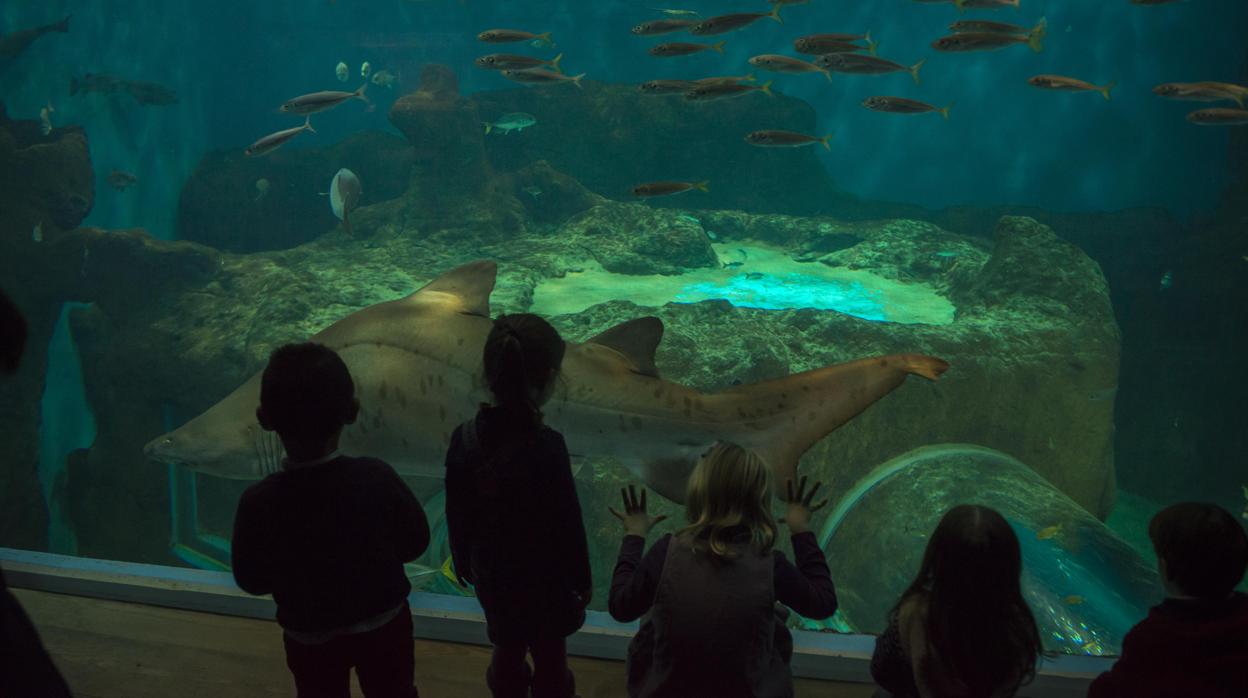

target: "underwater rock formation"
[819,445,1161,653]
[560,202,718,275]
[389,64,491,198]
[178,131,414,253]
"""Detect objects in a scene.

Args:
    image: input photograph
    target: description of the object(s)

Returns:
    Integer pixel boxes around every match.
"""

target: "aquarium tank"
[1,0,1246,663]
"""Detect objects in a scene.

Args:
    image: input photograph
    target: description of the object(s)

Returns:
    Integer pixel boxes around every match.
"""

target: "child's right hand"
[783,476,829,535]
[609,485,668,537]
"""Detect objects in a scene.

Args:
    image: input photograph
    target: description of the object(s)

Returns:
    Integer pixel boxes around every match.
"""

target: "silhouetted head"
[679,441,777,558]
[1150,502,1248,600]
[256,343,359,450]
[483,314,565,430]
[896,505,1041,696]
[0,289,26,375]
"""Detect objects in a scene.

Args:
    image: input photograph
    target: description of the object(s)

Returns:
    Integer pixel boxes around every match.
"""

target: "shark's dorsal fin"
[587,317,663,378]
[405,260,497,316]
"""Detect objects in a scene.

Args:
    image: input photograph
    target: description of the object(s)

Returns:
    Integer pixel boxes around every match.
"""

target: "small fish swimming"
[1036,524,1062,540]
[336,61,348,82]
[1029,75,1116,100]
[639,79,699,95]
[371,70,399,89]
[476,53,563,71]
[862,96,953,119]
[745,130,833,151]
[501,68,585,89]
[632,19,698,36]
[330,168,361,236]
[749,55,830,80]
[125,80,180,106]
[1186,108,1248,126]
[31,222,43,243]
[690,9,783,36]
[360,61,371,79]
[70,72,126,97]
[632,180,709,198]
[652,8,699,17]
[485,112,537,135]
[1159,271,1173,289]
[522,185,542,199]
[954,0,1021,9]
[650,41,725,57]
[1062,595,1085,606]
[108,170,138,191]
[794,33,875,56]
[39,101,54,135]
[478,29,553,45]
[280,84,368,115]
[949,20,1030,35]
[1153,82,1248,108]
[685,80,772,101]
[816,54,926,85]
[933,18,1046,53]
[244,116,315,157]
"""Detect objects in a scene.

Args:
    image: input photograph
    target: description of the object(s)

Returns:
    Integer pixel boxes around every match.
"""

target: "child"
[870,505,1042,698]
[231,342,430,698]
[1088,502,1248,697]
[608,441,839,698]
[444,314,590,698]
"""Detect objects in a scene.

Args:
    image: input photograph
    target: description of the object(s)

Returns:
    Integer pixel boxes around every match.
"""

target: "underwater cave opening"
[531,243,957,324]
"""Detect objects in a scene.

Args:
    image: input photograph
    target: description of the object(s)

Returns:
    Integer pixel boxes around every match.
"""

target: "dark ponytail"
[482,314,565,431]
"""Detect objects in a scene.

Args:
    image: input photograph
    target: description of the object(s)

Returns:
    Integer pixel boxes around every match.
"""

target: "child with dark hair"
[1088,502,1248,698]
[608,442,839,698]
[444,314,590,698]
[870,504,1043,698]
[231,342,430,698]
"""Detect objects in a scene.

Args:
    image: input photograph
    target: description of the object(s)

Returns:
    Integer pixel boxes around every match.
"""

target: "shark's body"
[145,261,947,501]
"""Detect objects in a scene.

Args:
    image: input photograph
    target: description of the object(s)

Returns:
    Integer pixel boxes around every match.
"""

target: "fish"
[475,53,563,71]
[1062,595,1085,606]
[685,80,773,101]
[652,8,700,17]
[1185,108,1248,126]
[31,222,43,243]
[816,54,926,85]
[254,178,271,203]
[484,112,537,135]
[1037,524,1062,540]
[690,8,783,36]
[125,80,179,106]
[478,29,553,45]
[522,185,542,198]
[371,70,399,89]
[244,116,316,157]
[933,18,1046,53]
[949,20,1031,35]
[631,19,698,36]
[280,84,368,115]
[1159,271,1173,289]
[1029,75,1116,100]
[70,72,126,97]
[696,74,756,85]
[143,261,951,498]
[748,54,831,81]
[1154,82,1248,108]
[862,96,953,119]
[650,41,725,57]
[640,79,699,95]
[954,0,1021,9]
[330,168,361,236]
[0,15,70,72]
[632,181,709,198]
[501,69,585,88]
[39,101,54,136]
[794,33,875,56]
[361,61,372,79]
[336,61,349,82]
[108,170,138,191]
[745,130,834,151]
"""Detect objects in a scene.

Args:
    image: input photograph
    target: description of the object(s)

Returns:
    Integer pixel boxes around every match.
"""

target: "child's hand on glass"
[610,484,668,537]
[783,476,829,535]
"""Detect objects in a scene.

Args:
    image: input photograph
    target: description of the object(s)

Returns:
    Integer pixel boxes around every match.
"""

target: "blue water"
[2,0,1245,237]
[678,272,889,319]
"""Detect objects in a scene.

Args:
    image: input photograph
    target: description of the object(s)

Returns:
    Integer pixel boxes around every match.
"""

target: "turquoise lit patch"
[676,273,888,321]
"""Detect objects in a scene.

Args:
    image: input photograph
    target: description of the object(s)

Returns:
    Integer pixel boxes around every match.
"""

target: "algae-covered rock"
[560,202,718,275]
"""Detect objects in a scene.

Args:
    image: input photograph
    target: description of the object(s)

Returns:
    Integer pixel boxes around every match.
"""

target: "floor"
[15,589,877,697]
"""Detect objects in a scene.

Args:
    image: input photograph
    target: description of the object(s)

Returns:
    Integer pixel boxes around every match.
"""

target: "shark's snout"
[144,433,186,466]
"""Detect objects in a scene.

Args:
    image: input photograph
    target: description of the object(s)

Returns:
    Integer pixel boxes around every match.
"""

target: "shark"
[144,260,949,501]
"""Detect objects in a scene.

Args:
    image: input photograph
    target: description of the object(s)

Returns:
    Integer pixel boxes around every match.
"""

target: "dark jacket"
[1088,592,1248,698]
[231,454,429,633]
[0,568,72,697]
[610,530,838,698]
[444,408,591,643]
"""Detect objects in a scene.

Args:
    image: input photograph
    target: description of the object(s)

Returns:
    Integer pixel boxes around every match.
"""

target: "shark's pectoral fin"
[404,259,497,317]
[586,316,664,378]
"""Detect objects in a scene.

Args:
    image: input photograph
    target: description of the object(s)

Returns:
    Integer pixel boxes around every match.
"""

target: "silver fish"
[245,116,315,157]
[330,168,362,236]
[280,84,368,115]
